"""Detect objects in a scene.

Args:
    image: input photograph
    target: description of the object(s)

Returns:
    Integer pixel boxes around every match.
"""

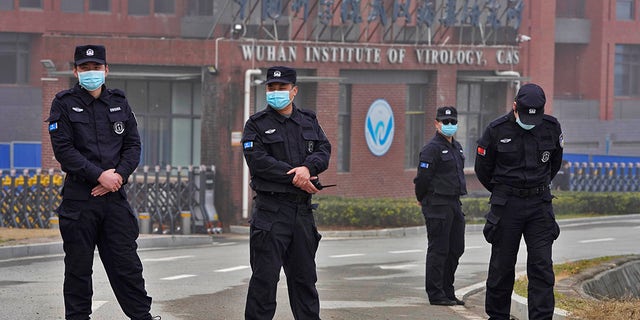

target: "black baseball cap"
[515,83,546,126]
[74,45,106,65]
[436,106,457,121]
[265,66,296,85]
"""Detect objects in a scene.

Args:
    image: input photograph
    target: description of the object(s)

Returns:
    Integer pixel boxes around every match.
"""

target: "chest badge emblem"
[265,129,276,134]
[113,121,125,135]
[72,107,84,112]
[541,151,551,163]
[500,138,511,143]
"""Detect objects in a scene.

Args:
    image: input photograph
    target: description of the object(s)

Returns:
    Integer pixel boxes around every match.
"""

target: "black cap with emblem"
[515,83,546,126]
[265,66,296,85]
[436,106,457,121]
[74,45,107,65]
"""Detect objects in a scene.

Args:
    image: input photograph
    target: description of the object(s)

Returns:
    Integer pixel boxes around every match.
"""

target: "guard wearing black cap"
[242,66,331,320]
[475,83,564,320]
[46,45,158,320]
[413,106,467,306]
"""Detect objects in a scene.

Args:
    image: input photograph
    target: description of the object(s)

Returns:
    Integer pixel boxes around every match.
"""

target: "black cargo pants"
[483,190,560,320]
[58,193,152,320]
[245,194,322,320]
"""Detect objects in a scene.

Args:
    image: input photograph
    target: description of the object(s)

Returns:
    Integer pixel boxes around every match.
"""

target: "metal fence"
[0,165,218,234]
[568,162,640,192]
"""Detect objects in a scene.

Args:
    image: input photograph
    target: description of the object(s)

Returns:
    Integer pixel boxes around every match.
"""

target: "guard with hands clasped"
[242,66,331,320]
[475,83,564,320]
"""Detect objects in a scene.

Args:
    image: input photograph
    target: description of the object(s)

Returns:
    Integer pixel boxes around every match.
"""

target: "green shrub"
[313,192,640,228]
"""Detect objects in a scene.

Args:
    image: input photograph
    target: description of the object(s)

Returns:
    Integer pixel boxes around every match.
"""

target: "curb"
[0,235,213,261]
[230,224,485,238]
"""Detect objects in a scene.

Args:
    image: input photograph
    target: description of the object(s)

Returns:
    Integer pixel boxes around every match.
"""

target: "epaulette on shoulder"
[297,108,317,118]
[55,88,73,99]
[107,88,126,98]
[543,114,559,125]
[489,114,510,128]
[249,109,269,121]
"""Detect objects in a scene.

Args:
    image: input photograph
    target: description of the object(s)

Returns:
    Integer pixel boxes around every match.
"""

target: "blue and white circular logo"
[365,99,395,156]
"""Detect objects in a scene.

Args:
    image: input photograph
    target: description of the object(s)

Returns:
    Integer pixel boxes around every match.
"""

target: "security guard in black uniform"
[242,66,331,320]
[47,45,157,320]
[474,83,563,320]
[414,106,467,306]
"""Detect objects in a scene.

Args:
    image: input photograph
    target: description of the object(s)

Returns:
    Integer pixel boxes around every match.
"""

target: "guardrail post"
[138,212,151,234]
[181,211,191,235]
[49,216,59,229]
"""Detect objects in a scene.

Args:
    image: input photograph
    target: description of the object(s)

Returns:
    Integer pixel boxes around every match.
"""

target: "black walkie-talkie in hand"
[311,178,337,190]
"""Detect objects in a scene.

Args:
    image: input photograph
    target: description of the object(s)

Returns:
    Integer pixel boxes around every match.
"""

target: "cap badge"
[529,108,536,114]
[273,71,281,78]
[86,49,94,56]
[445,110,451,115]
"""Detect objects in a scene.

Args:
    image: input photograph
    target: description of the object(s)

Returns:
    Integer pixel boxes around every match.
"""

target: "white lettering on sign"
[415,49,485,65]
[240,45,297,62]
[496,49,520,65]
[238,44,517,67]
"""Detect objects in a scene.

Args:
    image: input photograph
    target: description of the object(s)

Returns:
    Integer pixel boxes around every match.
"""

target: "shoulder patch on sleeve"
[477,146,487,156]
[243,141,254,150]
[419,161,429,169]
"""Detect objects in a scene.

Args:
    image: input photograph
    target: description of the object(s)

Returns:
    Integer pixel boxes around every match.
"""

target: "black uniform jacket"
[47,83,141,200]
[242,104,331,195]
[474,111,563,192]
[414,133,467,205]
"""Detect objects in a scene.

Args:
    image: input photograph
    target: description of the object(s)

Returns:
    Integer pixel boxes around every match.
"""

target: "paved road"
[1,214,639,320]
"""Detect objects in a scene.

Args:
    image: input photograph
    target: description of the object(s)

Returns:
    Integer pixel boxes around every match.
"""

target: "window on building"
[108,79,202,167]
[0,0,14,10]
[404,85,426,169]
[456,83,482,166]
[155,0,175,14]
[89,0,110,12]
[0,34,30,84]
[61,0,84,12]
[616,0,635,20]
[19,0,41,8]
[615,44,640,96]
[129,0,150,15]
[187,0,214,15]
[337,84,351,172]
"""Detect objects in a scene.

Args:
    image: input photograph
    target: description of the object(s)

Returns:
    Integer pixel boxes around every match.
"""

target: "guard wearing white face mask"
[413,106,467,306]
[242,66,331,320]
[475,83,564,320]
[46,45,159,320]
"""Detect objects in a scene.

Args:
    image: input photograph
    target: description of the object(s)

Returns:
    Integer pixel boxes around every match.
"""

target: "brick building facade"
[1,0,639,225]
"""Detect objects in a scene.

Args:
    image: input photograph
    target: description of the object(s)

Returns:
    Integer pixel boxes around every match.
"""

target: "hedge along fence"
[313,192,640,229]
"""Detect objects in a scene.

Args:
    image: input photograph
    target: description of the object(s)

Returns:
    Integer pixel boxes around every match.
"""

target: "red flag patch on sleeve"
[477,146,486,156]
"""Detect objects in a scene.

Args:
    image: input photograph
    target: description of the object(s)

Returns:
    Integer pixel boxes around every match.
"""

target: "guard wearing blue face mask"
[413,106,467,306]
[242,66,331,320]
[475,83,563,320]
[46,45,159,320]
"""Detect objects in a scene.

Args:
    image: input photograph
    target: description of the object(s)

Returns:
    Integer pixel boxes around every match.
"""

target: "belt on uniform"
[494,184,549,198]
[257,191,310,204]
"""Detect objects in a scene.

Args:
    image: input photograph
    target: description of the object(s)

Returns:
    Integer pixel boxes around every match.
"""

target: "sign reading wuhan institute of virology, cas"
[238,44,521,66]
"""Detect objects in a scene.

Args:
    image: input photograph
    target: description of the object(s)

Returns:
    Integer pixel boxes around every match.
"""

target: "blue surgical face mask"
[266,90,292,110]
[78,70,105,91]
[516,117,535,130]
[440,124,458,137]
